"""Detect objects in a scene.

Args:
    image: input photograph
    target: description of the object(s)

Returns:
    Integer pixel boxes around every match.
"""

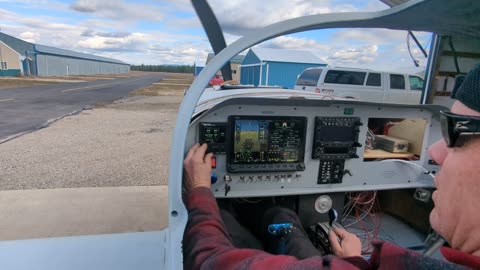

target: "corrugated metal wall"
[265,62,327,89]
[1,33,129,76]
[36,54,130,76]
[240,50,261,85]
[240,66,261,85]
[240,49,326,88]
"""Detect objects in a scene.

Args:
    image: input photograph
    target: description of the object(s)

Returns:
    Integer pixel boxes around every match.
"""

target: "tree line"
[131,64,194,73]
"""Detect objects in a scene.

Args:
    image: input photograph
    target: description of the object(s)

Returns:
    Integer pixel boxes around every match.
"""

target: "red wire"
[348,191,381,255]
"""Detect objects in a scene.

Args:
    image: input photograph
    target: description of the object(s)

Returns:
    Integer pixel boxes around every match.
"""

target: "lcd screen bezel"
[227,115,307,166]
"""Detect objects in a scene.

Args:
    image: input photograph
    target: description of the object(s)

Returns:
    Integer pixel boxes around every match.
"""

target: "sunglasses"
[440,111,480,147]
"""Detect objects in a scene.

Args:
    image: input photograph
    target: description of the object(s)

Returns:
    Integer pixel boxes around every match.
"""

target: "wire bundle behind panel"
[342,191,381,255]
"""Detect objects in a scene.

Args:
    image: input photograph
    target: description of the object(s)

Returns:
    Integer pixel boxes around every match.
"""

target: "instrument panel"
[188,98,441,198]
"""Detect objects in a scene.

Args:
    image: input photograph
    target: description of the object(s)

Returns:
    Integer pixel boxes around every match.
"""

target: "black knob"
[355,121,364,126]
[350,154,359,159]
[297,163,306,171]
[353,142,362,147]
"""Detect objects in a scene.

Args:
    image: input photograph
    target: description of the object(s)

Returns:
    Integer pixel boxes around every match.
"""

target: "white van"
[294,67,424,104]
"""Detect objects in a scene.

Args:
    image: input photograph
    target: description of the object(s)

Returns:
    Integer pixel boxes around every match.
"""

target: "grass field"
[131,72,194,96]
[0,79,57,89]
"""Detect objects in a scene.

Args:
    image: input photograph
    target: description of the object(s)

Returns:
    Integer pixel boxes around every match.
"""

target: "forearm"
[183,187,236,269]
[182,188,294,269]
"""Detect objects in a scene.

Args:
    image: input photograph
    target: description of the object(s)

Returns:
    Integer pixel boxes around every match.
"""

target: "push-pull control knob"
[210,173,218,184]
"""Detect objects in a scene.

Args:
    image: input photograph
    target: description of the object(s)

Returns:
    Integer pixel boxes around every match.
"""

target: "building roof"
[0,32,128,65]
[35,44,129,65]
[206,53,245,64]
[251,47,325,65]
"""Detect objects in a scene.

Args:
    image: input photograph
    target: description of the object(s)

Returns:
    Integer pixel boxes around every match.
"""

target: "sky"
[0,0,431,73]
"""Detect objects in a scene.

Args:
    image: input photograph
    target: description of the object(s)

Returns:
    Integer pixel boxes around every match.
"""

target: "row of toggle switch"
[237,174,302,183]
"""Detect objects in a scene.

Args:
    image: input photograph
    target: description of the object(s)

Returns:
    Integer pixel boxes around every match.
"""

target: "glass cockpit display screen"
[229,116,307,164]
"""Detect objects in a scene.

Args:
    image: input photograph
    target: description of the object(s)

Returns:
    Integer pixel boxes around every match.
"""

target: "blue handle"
[268,223,293,236]
[268,223,293,255]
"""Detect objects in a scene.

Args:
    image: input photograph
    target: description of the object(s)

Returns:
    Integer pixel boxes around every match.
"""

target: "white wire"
[343,193,377,228]
[379,159,435,179]
[342,191,376,220]
[341,193,363,222]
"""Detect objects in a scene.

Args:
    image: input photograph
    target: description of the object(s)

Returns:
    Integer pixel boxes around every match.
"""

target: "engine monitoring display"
[228,116,306,172]
[199,123,227,154]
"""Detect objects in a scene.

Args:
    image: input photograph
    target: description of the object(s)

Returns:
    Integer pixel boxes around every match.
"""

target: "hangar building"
[0,32,129,77]
[240,48,327,89]
[206,53,245,82]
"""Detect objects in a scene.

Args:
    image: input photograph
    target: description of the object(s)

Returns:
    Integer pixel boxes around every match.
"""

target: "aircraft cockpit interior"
[165,0,480,267]
[185,97,442,256]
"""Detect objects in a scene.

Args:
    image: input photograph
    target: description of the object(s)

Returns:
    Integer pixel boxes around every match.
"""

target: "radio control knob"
[240,176,245,182]
[257,175,263,181]
[297,163,306,171]
[248,176,254,181]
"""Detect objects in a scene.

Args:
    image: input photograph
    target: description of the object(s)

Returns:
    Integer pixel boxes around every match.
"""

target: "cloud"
[0,1,427,71]
[96,32,131,38]
[76,33,149,52]
[70,0,98,12]
[70,0,164,21]
[203,0,385,36]
[18,31,40,43]
[262,36,330,51]
[261,36,380,66]
[81,30,132,38]
[328,45,379,64]
[147,41,211,65]
[81,29,95,37]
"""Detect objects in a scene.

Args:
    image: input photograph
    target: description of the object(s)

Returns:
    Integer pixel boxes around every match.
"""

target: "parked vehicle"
[294,67,424,104]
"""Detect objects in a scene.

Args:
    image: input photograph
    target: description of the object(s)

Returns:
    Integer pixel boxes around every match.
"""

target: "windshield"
[0,0,433,246]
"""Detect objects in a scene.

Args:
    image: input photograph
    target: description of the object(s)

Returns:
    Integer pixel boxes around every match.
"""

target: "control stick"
[328,208,338,228]
[268,223,293,255]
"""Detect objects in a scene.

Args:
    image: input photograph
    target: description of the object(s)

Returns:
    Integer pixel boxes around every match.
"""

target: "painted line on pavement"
[153,83,191,86]
[61,77,148,92]
[0,99,14,102]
